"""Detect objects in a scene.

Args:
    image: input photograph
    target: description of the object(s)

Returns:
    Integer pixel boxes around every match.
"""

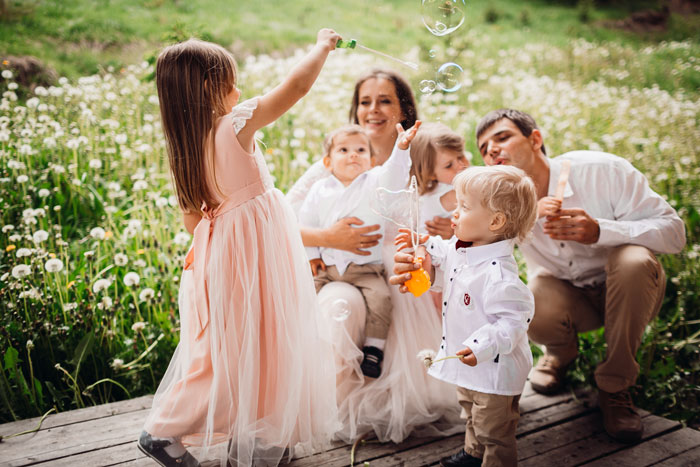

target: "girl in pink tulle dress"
[138,30,341,467]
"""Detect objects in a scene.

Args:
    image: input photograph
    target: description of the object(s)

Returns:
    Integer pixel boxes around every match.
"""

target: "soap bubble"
[419,79,436,93]
[421,0,466,37]
[329,298,351,322]
[428,49,437,58]
[436,62,463,92]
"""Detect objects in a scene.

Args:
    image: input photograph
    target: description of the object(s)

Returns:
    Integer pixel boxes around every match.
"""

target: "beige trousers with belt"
[527,245,666,393]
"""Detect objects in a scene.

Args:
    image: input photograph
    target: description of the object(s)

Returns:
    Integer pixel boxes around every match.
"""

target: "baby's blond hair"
[453,165,537,243]
[322,124,375,160]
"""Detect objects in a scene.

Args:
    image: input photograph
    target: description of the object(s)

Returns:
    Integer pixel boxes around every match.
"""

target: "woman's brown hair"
[156,38,237,213]
[409,122,465,195]
[348,69,418,130]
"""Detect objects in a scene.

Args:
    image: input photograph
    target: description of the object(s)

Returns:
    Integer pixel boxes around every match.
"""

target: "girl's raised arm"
[237,28,340,149]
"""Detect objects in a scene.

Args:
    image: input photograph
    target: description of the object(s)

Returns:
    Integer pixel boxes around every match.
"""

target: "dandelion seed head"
[123,271,140,287]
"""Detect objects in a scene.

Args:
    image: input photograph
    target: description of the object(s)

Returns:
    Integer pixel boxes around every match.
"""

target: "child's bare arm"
[237,28,340,147]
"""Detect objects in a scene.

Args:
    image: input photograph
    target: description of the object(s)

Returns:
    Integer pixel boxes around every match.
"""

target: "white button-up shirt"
[298,144,411,276]
[520,151,686,287]
[425,237,534,395]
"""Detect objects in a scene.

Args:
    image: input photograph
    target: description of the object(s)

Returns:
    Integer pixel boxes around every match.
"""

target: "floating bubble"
[329,298,351,322]
[435,62,463,92]
[421,0,466,37]
[419,79,436,94]
[428,49,437,58]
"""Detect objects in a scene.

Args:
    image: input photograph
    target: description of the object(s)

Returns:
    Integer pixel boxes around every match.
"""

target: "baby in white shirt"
[299,122,420,378]
[395,165,538,466]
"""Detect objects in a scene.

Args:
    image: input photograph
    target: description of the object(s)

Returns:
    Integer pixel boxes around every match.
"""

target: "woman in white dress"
[286,69,463,444]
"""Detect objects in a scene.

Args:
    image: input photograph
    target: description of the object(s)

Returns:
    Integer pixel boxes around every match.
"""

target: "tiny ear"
[322,155,332,169]
[489,212,507,232]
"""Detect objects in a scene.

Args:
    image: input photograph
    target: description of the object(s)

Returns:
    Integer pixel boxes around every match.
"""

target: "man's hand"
[456,347,477,366]
[424,216,453,239]
[309,258,326,277]
[543,208,600,244]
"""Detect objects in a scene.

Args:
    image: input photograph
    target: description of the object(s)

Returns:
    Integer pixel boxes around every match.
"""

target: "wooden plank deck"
[1,383,698,467]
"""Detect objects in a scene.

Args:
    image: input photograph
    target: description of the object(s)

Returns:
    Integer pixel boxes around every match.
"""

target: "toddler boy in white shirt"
[298,122,420,378]
[395,165,538,466]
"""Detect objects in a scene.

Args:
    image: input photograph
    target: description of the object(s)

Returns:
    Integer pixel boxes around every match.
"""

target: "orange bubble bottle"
[405,257,431,297]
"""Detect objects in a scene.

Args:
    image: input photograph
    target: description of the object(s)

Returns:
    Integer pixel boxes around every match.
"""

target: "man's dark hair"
[476,109,547,156]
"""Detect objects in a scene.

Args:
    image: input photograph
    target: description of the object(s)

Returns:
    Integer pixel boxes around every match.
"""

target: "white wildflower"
[133,180,148,191]
[11,264,31,279]
[174,232,191,246]
[38,188,51,197]
[44,258,63,272]
[92,278,111,293]
[417,349,437,368]
[123,271,140,287]
[1,70,12,79]
[131,321,146,332]
[111,358,124,370]
[33,230,49,243]
[17,174,29,183]
[88,159,102,169]
[139,287,155,301]
[90,227,106,240]
[97,296,113,310]
[16,248,32,258]
[2,224,14,233]
[63,302,78,311]
[114,253,128,266]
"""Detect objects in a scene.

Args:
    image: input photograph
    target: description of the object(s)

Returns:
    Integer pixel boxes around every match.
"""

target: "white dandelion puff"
[90,227,106,240]
[92,278,111,294]
[12,264,31,279]
[123,272,140,287]
[44,258,63,272]
[139,287,155,301]
[33,230,49,243]
[417,349,437,368]
[114,253,128,266]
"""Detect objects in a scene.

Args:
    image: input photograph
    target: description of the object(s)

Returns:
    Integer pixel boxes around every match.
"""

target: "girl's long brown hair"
[156,38,237,213]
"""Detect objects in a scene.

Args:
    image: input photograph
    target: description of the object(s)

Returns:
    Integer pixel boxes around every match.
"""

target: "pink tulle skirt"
[143,189,338,466]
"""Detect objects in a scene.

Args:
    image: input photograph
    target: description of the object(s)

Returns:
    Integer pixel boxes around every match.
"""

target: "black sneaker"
[138,431,200,467]
[360,346,384,378]
[439,449,482,467]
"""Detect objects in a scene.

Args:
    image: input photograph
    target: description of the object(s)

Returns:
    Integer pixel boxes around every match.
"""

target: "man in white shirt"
[474,109,686,443]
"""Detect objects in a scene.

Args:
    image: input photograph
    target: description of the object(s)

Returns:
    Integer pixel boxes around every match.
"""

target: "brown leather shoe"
[598,389,643,443]
[530,354,571,394]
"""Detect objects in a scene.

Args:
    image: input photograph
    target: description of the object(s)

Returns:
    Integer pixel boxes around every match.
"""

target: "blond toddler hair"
[322,124,376,160]
[453,165,538,243]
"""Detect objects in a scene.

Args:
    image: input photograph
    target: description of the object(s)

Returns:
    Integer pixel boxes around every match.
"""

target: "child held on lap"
[299,122,420,379]
[396,165,538,467]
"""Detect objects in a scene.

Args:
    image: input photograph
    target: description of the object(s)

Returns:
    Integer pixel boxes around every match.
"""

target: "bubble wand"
[337,39,419,71]
[404,176,432,297]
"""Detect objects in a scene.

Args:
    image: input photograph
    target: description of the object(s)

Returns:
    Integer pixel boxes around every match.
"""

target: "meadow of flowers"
[1,34,698,424]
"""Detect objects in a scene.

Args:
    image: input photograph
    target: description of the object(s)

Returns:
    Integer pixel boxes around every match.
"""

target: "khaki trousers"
[314,263,392,340]
[456,387,520,467]
[528,245,666,393]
